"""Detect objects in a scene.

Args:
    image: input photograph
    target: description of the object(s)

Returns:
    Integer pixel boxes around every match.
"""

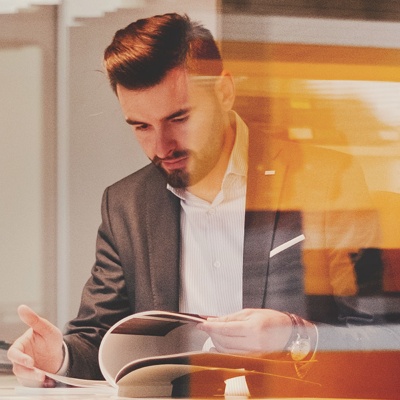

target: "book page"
[99,311,210,386]
[42,370,113,389]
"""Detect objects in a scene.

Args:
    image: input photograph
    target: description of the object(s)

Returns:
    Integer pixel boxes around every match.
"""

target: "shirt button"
[208,208,216,215]
[213,260,221,268]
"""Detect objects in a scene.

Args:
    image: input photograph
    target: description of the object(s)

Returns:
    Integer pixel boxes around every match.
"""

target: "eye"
[172,114,189,124]
[134,123,150,132]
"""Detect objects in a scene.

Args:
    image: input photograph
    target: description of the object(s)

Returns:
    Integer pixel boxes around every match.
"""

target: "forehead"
[116,67,215,121]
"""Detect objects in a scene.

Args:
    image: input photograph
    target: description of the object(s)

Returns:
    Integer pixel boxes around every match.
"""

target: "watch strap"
[282,312,312,362]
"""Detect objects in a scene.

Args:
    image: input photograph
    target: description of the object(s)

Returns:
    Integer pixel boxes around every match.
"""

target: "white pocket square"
[270,234,305,258]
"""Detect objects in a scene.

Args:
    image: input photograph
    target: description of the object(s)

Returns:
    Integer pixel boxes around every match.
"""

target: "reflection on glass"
[223,34,400,397]
[274,80,400,144]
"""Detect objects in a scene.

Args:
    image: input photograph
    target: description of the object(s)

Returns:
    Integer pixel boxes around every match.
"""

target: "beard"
[152,146,221,189]
[152,150,191,188]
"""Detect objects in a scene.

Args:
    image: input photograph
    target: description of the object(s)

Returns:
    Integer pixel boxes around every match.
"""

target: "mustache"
[152,150,190,166]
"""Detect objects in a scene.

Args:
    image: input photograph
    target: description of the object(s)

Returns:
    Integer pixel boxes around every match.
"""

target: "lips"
[161,156,188,171]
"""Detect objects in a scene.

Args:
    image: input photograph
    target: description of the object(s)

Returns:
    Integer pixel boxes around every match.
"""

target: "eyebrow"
[125,107,191,126]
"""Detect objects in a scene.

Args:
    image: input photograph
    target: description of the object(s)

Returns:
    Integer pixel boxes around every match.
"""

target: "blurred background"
[1,0,399,344]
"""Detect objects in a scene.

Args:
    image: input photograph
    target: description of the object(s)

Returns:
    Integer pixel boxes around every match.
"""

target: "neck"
[187,118,236,203]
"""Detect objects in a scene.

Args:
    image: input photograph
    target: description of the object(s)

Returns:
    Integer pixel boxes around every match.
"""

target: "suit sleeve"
[63,187,132,379]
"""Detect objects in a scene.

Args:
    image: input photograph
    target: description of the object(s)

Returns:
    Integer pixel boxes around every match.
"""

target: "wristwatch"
[283,313,312,361]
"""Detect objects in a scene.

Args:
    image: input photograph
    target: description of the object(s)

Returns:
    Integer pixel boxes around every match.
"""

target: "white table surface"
[1,374,352,400]
[0,374,120,399]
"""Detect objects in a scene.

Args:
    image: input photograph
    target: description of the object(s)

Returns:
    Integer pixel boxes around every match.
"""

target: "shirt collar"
[225,110,248,180]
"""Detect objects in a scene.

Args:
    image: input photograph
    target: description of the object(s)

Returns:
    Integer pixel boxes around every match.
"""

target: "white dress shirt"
[168,112,248,317]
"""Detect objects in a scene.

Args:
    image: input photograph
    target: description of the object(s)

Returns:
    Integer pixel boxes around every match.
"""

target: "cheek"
[186,106,220,149]
[185,120,205,150]
[190,113,223,150]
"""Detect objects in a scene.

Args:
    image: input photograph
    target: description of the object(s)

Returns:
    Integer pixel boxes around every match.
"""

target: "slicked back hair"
[104,13,223,93]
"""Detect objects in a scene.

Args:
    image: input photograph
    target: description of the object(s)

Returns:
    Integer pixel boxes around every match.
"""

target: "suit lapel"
[243,139,288,308]
[144,173,181,311]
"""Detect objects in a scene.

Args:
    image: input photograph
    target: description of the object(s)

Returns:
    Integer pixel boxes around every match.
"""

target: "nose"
[154,126,176,159]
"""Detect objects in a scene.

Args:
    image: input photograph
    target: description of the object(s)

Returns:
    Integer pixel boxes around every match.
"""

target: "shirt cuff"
[55,341,69,376]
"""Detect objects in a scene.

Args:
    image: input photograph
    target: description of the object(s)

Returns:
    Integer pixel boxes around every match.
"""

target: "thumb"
[17,305,57,338]
[207,309,248,323]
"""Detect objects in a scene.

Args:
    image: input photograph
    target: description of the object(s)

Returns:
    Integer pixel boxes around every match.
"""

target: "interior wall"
[0,6,57,340]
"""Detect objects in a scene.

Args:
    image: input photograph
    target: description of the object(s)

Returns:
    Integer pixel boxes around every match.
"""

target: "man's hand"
[7,305,64,387]
[197,308,301,356]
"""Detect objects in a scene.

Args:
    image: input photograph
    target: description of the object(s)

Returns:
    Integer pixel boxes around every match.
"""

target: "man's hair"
[104,13,223,93]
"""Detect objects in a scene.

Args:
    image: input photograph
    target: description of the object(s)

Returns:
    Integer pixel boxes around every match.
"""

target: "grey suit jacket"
[64,138,388,380]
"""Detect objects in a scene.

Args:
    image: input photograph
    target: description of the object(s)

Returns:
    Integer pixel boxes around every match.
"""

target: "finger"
[16,377,44,388]
[7,341,35,368]
[43,376,57,388]
[18,305,42,329]
[207,309,251,323]
[17,305,55,337]
[13,364,46,387]
[198,320,247,337]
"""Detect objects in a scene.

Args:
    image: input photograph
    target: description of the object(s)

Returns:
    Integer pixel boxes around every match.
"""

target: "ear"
[214,70,235,112]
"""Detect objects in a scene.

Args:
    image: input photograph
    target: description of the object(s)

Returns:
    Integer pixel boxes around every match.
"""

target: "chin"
[165,170,190,189]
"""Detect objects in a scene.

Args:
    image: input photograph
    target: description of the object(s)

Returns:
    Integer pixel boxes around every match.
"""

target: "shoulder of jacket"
[107,163,165,193]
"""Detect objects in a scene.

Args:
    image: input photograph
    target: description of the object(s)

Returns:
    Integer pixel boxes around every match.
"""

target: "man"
[8,13,399,397]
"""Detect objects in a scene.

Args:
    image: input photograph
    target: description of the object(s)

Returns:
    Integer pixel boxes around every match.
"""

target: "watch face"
[291,338,311,361]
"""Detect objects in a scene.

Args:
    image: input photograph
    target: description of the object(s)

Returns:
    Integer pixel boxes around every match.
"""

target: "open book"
[44,310,318,397]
